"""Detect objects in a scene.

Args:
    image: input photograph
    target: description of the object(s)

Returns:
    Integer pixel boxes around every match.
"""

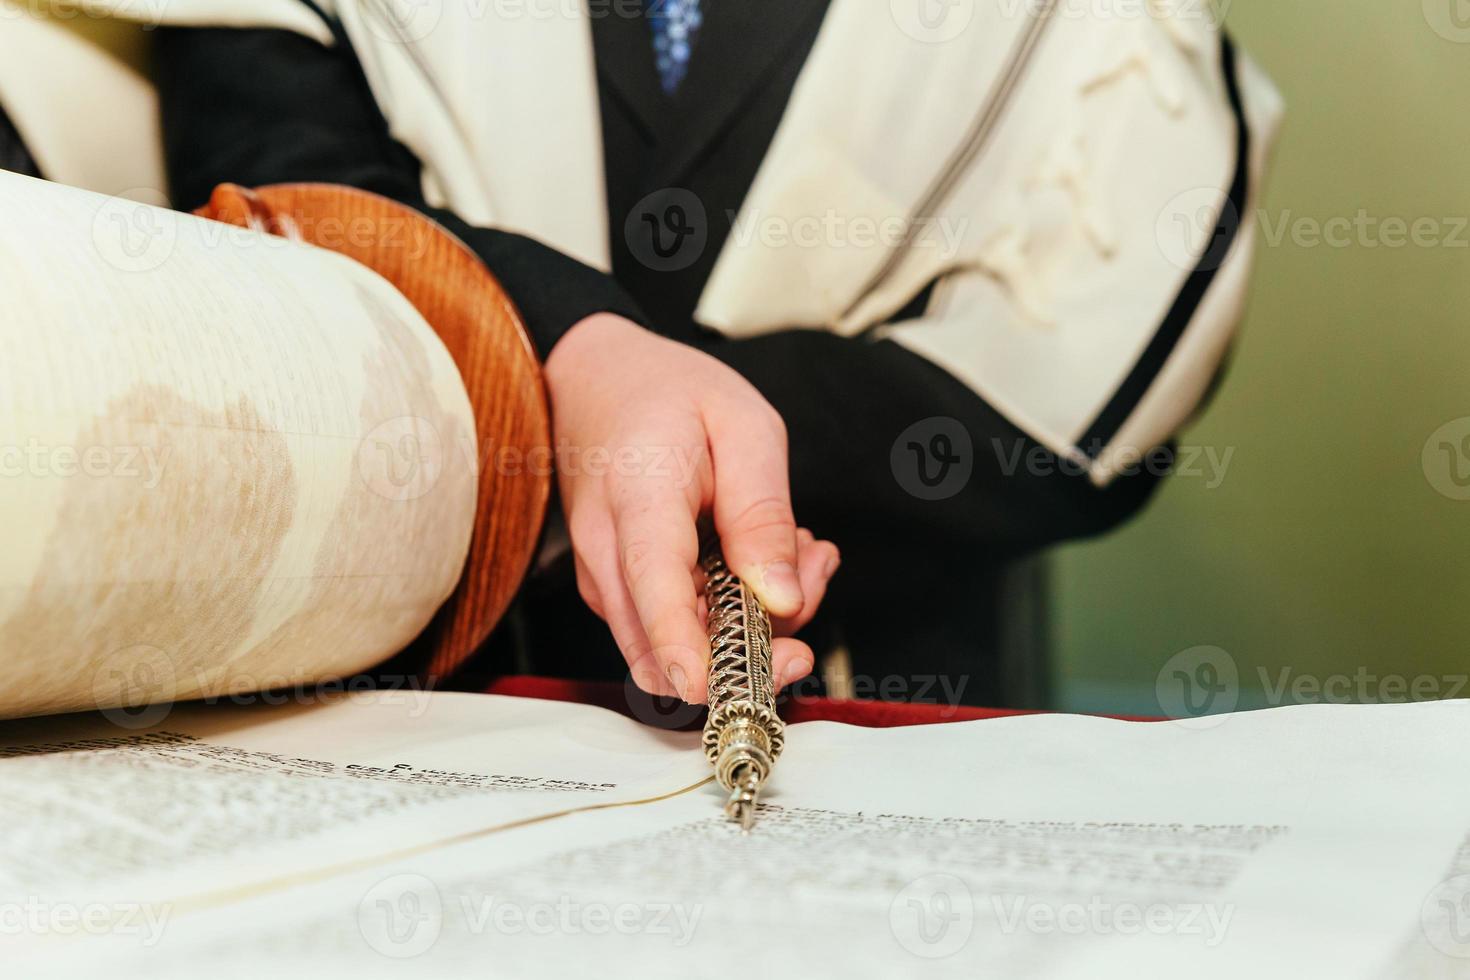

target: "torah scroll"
[0,170,480,719]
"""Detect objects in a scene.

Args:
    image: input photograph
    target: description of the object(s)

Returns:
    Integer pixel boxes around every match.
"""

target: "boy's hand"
[544,314,840,703]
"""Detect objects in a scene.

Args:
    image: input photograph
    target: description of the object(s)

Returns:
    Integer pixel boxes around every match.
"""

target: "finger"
[571,511,678,698]
[569,505,673,694]
[611,484,709,703]
[573,552,606,620]
[770,637,815,692]
[705,405,803,618]
[591,552,678,698]
[772,537,840,636]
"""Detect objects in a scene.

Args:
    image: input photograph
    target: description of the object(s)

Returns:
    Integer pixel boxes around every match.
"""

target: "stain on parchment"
[0,386,296,717]
[1,287,475,718]
[218,284,476,691]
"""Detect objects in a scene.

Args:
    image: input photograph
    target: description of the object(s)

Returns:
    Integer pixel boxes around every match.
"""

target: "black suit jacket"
[153,5,1164,696]
[0,101,38,179]
[161,1,852,357]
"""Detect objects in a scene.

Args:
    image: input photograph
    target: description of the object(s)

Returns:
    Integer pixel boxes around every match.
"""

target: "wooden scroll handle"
[196,183,551,681]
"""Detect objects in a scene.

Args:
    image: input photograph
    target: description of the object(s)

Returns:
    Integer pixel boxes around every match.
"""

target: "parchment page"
[0,692,707,913]
[10,698,1470,979]
[0,169,478,718]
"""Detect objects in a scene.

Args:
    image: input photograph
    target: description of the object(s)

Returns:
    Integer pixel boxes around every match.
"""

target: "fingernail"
[758,560,803,611]
[822,554,841,581]
[665,662,688,701]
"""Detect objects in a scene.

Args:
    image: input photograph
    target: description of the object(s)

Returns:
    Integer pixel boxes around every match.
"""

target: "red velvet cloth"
[480,676,1141,727]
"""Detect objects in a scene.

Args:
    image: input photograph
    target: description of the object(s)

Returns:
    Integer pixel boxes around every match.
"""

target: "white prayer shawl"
[0,0,1284,485]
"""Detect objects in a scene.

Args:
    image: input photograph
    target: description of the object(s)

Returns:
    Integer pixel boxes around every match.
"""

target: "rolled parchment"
[0,171,478,718]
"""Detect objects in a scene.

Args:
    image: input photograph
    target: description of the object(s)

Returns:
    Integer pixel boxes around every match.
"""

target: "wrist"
[547,313,645,378]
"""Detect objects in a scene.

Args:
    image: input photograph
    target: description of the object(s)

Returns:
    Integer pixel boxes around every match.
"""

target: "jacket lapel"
[590,2,671,143]
[649,0,833,189]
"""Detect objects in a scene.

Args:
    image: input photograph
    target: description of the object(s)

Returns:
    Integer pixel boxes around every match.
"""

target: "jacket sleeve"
[153,24,648,360]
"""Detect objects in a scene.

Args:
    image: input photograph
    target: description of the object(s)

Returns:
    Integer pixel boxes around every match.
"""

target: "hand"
[544,313,841,703]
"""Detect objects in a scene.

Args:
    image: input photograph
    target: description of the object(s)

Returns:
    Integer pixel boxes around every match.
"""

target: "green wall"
[1053,0,1470,714]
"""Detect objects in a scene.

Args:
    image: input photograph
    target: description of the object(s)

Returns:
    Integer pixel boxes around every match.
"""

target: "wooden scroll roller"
[196,183,552,682]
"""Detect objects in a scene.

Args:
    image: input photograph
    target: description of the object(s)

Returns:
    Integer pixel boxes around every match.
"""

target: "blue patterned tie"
[648,0,704,94]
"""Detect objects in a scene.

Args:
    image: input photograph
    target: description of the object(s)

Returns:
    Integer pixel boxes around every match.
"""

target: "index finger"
[610,483,709,703]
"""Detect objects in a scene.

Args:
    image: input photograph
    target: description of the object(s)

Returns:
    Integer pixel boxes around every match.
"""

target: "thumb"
[709,414,803,618]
